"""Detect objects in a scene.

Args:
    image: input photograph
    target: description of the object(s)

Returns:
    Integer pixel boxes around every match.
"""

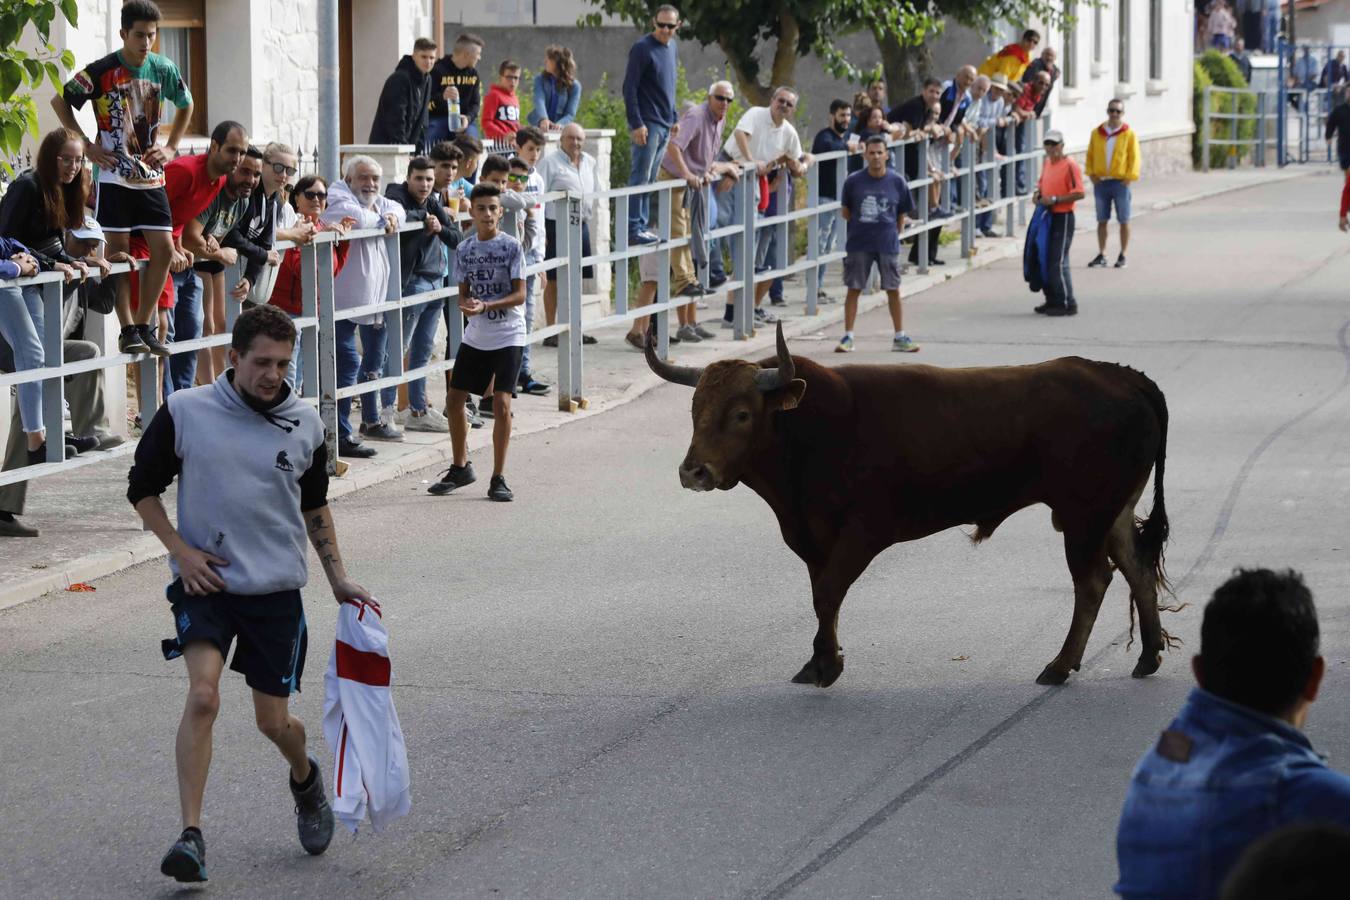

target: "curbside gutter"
[0,166,1318,613]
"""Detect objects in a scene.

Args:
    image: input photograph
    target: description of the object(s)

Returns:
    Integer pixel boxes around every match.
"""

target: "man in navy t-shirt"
[836,135,918,354]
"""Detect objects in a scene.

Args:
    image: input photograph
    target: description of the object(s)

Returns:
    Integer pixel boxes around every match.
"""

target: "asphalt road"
[3,174,1350,900]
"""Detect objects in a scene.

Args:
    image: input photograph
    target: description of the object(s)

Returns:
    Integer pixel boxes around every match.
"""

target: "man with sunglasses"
[622,4,681,245]
[1085,100,1140,269]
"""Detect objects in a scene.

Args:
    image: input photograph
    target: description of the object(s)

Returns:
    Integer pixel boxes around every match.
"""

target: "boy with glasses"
[1086,100,1140,269]
[481,61,523,141]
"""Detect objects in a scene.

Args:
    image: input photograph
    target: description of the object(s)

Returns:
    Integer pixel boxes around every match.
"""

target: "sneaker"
[1114,254,1127,269]
[625,331,646,351]
[466,406,483,428]
[708,273,728,288]
[892,334,921,353]
[338,437,376,458]
[488,474,514,502]
[676,324,702,343]
[403,407,450,433]
[630,230,658,245]
[979,227,999,239]
[693,324,716,340]
[542,335,558,348]
[118,325,149,355]
[816,290,836,305]
[94,432,125,451]
[582,334,597,345]
[1088,254,1108,268]
[518,375,551,395]
[160,828,207,882]
[139,324,171,357]
[290,756,335,856]
[835,335,854,353]
[0,513,38,538]
[429,462,476,495]
[754,308,780,324]
[720,318,736,330]
[1043,305,1072,317]
[359,420,404,441]
[677,283,705,298]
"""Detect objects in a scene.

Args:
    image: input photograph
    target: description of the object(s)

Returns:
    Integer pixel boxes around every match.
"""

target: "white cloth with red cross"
[322,598,411,833]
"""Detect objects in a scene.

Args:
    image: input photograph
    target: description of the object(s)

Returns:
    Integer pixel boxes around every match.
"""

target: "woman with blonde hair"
[528,44,581,131]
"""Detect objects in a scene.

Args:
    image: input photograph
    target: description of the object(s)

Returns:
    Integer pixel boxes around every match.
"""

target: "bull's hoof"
[1035,665,1071,686]
[1131,652,1163,679]
[790,655,844,688]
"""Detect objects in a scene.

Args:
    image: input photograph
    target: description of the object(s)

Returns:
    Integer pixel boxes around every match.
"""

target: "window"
[1148,0,1163,80]
[152,0,207,135]
[1064,2,1079,89]
[1117,0,1132,84]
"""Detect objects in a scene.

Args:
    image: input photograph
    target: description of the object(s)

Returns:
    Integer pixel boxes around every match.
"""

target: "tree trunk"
[769,10,800,90]
[875,31,933,105]
[719,37,771,106]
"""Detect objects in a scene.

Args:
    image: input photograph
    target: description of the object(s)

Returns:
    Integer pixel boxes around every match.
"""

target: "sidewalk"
[0,164,1322,610]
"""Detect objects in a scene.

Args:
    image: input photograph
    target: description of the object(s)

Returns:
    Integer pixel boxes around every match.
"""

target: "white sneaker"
[403,406,450,433]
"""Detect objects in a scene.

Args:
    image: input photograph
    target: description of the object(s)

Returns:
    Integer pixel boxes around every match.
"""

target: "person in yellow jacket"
[977,29,1041,82]
[1085,99,1141,269]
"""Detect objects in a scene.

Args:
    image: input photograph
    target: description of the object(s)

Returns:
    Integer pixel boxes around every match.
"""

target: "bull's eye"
[734,409,751,424]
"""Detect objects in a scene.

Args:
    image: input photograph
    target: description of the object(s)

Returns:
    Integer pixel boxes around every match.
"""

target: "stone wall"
[257,0,320,150]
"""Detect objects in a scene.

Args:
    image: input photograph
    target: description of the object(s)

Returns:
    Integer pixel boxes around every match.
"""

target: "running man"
[835,135,919,353]
[52,0,194,356]
[128,305,372,883]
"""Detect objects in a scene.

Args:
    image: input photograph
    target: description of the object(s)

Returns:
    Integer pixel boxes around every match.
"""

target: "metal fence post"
[1229,89,1239,169]
[654,183,671,359]
[382,230,404,388]
[614,194,630,316]
[917,133,930,276]
[736,168,756,340]
[805,161,820,316]
[1202,86,1211,172]
[1277,38,1287,166]
[960,137,974,259]
[316,235,339,474]
[1257,91,1267,167]
[299,241,318,398]
[559,194,584,411]
[39,279,64,463]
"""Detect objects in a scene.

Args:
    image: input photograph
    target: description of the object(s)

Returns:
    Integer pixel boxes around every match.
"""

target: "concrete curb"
[0,167,1316,613]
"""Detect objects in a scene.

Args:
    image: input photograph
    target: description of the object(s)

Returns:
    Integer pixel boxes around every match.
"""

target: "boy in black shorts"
[128,305,373,882]
[429,183,525,501]
[53,0,195,356]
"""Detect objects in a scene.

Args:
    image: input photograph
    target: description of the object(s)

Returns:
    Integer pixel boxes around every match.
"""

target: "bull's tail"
[1133,372,1171,597]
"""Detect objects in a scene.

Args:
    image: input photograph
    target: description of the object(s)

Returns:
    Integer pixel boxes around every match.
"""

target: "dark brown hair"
[545,44,576,91]
[289,174,328,211]
[232,303,296,354]
[34,128,88,232]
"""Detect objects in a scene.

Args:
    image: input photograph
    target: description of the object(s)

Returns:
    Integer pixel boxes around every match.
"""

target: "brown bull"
[646,324,1172,687]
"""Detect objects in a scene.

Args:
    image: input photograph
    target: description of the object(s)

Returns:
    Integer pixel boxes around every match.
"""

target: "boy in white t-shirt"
[428,183,526,502]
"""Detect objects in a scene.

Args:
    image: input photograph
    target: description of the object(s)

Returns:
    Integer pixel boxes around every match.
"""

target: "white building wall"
[256,0,321,150]
[444,0,623,27]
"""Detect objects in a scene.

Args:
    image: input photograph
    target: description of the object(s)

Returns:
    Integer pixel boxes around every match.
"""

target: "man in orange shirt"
[1032,129,1085,316]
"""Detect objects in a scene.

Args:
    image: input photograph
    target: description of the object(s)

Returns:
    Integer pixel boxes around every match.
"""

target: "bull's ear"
[776,378,807,411]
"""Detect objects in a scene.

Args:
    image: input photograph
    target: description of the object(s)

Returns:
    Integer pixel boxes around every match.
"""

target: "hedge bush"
[1193,50,1257,168]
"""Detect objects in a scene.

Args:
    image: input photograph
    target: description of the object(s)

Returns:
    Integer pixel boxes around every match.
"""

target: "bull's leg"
[1037,528,1114,686]
[1106,499,1166,679]
[791,541,875,688]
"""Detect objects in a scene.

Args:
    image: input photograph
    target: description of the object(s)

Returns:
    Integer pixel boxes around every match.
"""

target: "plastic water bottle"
[448,98,461,132]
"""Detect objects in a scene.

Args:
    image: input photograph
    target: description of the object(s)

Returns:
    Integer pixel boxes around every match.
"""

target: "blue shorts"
[1094,180,1132,223]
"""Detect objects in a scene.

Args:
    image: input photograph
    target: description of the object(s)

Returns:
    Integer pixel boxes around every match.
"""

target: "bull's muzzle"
[679,460,716,491]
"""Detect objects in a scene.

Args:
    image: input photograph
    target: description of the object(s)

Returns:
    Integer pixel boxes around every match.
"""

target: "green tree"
[582,0,1076,107]
[0,0,78,173]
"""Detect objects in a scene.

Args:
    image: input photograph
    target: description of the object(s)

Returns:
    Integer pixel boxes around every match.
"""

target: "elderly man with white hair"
[538,122,604,347]
[321,154,404,459]
[716,85,813,327]
[626,80,741,347]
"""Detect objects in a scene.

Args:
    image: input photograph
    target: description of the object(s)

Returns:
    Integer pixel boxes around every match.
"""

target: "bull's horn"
[644,327,704,387]
[754,322,796,392]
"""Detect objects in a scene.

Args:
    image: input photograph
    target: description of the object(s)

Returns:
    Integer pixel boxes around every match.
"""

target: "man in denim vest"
[1114,568,1350,899]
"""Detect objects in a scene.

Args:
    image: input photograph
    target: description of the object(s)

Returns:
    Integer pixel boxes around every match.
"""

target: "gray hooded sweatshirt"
[128,371,329,596]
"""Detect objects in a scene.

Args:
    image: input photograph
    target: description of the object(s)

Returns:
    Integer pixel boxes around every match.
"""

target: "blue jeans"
[381,278,442,412]
[976,168,994,232]
[0,286,44,433]
[336,319,391,433]
[163,269,202,397]
[815,208,841,287]
[627,122,671,236]
[707,193,726,281]
[285,311,305,394]
[1262,12,1280,52]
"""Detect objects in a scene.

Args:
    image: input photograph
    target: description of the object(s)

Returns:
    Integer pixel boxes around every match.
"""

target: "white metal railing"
[1,118,1048,483]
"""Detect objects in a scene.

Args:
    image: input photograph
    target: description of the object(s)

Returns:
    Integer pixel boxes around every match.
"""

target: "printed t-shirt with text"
[841,169,914,255]
[63,51,192,190]
[457,232,525,351]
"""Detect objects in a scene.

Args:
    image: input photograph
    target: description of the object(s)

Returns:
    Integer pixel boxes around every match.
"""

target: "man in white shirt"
[716,86,813,327]
[537,123,603,345]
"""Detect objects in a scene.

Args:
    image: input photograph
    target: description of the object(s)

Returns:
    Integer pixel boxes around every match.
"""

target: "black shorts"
[95,182,173,233]
[544,218,594,282]
[162,580,308,697]
[450,342,524,396]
